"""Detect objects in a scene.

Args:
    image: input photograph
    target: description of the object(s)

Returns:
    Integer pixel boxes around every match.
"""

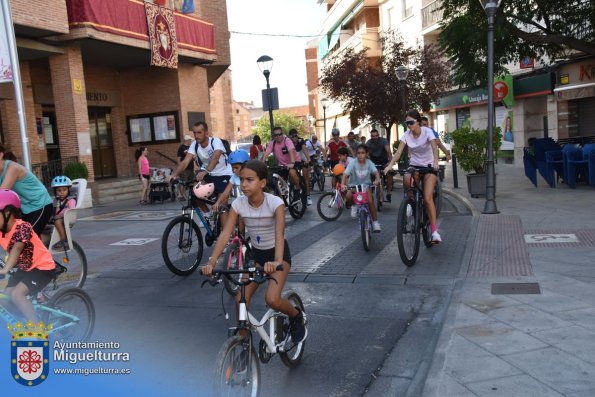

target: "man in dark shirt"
[346,131,359,157]
[366,129,394,202]
[176,134,194,200]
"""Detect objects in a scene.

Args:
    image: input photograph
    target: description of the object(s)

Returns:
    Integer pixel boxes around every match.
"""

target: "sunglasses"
[405,120,416,126]
[273,133,283,137]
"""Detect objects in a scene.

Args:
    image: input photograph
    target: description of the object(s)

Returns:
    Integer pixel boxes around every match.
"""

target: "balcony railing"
[421,0,444,30]
[32,156,79,187]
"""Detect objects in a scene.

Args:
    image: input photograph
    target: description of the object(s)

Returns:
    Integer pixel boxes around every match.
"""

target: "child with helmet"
[50,176,77,250]
[0,190,56,323]
[211,149,250,228]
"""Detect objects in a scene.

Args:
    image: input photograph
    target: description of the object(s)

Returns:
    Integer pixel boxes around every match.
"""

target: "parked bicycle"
[161,180,227,276]
[268,165,307,219]
[316,181,346,221]
[203,264,306,396]
[0,271,95,342]
[309,155,326,192]
[396,166,441,266]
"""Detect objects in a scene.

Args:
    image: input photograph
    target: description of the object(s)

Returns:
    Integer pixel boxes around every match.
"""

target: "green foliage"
[320,30,450,143]
[63,161,89,180]
[252,112,308,143]
[451,126,502,174]
[439,0,595,86]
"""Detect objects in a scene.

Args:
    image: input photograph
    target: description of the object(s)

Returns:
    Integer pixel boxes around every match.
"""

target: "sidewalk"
[421,163,595,396]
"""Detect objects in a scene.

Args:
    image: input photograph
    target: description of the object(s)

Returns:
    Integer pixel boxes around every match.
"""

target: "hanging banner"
[144,2,178,69]
[0,5,13,83]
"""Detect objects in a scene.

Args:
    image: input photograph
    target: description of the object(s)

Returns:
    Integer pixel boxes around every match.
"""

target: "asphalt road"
[47,188,473,396]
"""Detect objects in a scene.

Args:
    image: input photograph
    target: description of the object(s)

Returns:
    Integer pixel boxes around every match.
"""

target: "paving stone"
[466,374,564,397]
[509,291,592,313]
[487,304,568,333]
[533,325,595,366]
[457,322,548,355]
[422,372,479,397]
[452,303,496,328]
[548,307,595,331]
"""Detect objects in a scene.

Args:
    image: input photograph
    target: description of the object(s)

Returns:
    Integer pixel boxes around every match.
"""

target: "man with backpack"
[263,126,302,194]
[169,121,232,215]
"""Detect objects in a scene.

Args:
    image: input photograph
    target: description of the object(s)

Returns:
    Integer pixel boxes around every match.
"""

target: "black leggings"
[22,203,54,237]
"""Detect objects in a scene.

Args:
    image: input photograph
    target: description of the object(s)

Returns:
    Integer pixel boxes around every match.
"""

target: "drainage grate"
[491,283,541,295]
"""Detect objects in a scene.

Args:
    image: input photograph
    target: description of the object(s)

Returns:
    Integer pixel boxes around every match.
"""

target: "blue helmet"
[228,150,250,165]
[51,175,72,188]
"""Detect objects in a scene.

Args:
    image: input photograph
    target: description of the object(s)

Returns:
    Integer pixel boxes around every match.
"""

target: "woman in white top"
[384,109,442,243]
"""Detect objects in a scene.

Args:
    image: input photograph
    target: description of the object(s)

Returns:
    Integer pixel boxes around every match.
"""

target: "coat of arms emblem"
[9,321,51,386]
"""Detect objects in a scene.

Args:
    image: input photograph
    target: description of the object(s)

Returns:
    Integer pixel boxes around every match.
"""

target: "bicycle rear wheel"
[287,178,307,219]
[316,168,325,191]
[316,191,342,221]
[359,210,371,251]
[278,292,306,368]
[42,288,95,342]
[213,335,260,397]
[397,198,420,266]
[222,243,249,296]
[162,216,203,276]
[47,240,88,292]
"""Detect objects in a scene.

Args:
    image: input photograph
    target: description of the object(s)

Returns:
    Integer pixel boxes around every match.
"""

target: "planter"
[466,173,497,198]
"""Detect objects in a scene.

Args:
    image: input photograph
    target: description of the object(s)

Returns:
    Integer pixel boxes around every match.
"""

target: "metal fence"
[31,156,79,187]
[421,0,444,30]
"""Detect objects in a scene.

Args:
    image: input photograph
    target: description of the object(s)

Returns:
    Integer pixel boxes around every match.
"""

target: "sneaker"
[351,206,358,218]
[431,231,442,243]
[372,221,381,233]
[406,204,413,217]
[52,240,69,250]
[307,196,312,206]
[386,193,391,203]
[289,309,307,344]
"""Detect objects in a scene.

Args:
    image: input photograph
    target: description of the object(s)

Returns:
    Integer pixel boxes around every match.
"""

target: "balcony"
[421,0,444,30]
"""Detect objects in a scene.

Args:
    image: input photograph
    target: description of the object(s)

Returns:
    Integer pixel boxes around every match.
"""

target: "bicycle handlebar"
[397,166,437,175]
[200,264,284,288]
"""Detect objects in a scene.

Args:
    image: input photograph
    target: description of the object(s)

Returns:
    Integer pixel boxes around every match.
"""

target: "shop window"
[127,111,180,145]
[456,108,470,129]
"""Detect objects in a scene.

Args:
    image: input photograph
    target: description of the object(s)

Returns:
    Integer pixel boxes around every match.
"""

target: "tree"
[439,0,595,86]
[319,30,450,143]
[252,111,307,143]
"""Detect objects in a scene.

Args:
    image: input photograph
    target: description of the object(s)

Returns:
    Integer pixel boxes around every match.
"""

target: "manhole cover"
[491,283,541,295]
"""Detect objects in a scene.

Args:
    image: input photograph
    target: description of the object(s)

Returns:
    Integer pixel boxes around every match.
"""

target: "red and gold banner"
[65,0,215,55]
[145,2,178,68]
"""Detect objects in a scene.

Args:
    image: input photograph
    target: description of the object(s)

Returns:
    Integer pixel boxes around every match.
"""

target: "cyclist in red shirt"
[325,128,347,184]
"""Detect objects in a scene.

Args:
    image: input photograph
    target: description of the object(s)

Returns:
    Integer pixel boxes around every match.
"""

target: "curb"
[441,187,480,217]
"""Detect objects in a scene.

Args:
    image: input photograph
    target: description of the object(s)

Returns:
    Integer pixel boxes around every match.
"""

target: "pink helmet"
[193,183,215,200]
[0,189,20,210]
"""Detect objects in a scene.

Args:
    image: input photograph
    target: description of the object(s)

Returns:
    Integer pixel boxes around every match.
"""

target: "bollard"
[452,153,459,188]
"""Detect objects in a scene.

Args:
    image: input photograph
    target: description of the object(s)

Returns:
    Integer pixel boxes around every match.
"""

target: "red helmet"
[0,189,20,210]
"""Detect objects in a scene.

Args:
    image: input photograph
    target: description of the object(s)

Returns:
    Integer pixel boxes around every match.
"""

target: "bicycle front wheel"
[360,210,371,251]
[213,335,260,397]
[397,199,420,266]
[316,169,325,191]
[162,216,203,276]
[221,243,249,296]
[42,288,95,342]
[288,179,307,219]
[278,292,306,368]
[49,240,88,290]
[316,191,342,221]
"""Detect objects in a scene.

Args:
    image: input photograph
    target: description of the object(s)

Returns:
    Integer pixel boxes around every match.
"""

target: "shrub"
[451,126,502,174]
[63,161,89,180]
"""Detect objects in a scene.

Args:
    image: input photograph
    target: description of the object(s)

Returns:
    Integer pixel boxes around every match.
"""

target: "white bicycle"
[203,263,307,396]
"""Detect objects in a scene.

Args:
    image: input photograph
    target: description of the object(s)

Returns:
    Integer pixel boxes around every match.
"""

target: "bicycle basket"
[353,191,369,205]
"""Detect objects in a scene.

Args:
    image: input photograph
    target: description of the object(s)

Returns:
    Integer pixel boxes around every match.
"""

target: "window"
[127,111,180,145]
[402,0,413,19]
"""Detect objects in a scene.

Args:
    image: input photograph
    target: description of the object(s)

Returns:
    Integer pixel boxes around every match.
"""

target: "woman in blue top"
[0,146,53,236]
[341,144,381,232]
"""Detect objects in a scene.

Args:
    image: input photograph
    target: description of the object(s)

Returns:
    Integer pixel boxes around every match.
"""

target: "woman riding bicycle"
[0,190,56,323]
[384,109,442,243]
[341,144,382,232]
[201,160,307,344]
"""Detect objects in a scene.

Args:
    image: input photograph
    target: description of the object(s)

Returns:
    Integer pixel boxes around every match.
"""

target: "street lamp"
[257,55,275,135]
[321,98,329,148]
[478,0,502,214]
[396,65,409,137]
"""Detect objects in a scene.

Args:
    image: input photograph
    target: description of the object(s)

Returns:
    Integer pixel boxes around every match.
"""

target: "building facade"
[0,0,232,183]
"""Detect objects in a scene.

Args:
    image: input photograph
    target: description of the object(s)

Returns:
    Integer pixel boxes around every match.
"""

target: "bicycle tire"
[397,198,420,266]
[316,191,342,221]
[47,240,88,292]
[42,287,95,342]
[278,292,306,368]
[221,243,249,296]
[316,169,325,191]
[359,210,371,251]
[161,216,203,276]
[422,217,434,248]
[287,178,307,219]
[434,177,442,218]
[213,335,260,397]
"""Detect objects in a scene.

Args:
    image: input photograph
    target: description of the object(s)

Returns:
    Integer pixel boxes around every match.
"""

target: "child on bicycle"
[50,175,77,250]
[212,150,249,228]
[201,159,307,344]
[384,109,441,243]
[341,144,382,232]
[0,189,56,323]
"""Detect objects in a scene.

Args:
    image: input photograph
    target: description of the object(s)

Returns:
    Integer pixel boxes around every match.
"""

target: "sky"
[226,0,326,109]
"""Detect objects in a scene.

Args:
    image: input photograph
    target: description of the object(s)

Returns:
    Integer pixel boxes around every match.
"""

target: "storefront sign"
[520,57,534,69]
[85,90,121,107]
[560,74,569,85]
[0,6,13,83]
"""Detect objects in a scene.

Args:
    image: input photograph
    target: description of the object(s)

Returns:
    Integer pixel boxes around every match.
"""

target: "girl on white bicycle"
[202,160,306,344]
[384,109,441,243]
[0,190,56,323]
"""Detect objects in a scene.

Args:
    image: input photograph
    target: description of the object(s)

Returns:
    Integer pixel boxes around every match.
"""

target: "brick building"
[0,0,232,182]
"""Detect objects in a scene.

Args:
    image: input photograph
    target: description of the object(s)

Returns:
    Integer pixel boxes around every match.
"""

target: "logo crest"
[8,321,51,386]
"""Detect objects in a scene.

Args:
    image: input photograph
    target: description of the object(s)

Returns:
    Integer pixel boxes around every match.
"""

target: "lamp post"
[257,55,275,135]
[321,98,329,148]
[478,0,502,214]
[396,65,409,139]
